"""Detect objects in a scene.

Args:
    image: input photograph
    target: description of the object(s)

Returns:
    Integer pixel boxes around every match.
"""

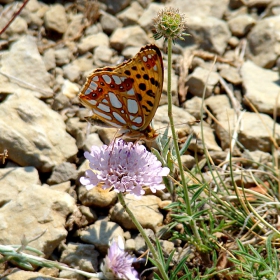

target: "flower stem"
[166,38,202,246]
[117,193,169,280]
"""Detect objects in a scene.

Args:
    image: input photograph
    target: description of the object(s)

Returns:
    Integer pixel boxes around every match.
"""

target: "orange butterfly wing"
[79,44,163,138]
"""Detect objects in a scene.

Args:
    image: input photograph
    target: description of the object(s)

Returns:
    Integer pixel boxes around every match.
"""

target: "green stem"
[117,193,169,280]
[166,38,202,245]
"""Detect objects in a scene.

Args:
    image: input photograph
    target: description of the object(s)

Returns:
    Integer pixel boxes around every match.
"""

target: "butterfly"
[79,44,164,140]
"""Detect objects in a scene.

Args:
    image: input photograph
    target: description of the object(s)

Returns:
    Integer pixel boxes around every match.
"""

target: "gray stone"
[52,92,71,111]
[44,4,68,34]
[138,2,164,31]
[47,162,78,185]
[238,112,280,152]
[63,63,81,82]
[93,45,114,67]
[111,194,164,231]
[219,65,242,85]
[43,48,56,71]
[0,35,52,98]
[54,48,72,66]
[0,93,77,172]
[2,271,61,280]
[191,122,222,152]
[228,14,256,37]
[0,167,75,258]
[169,0,229,19]
[117,1,144,26]
[61,79,80,99]
[206,95,234,149]
[79,220,124,254]
[241,60,280,115]
[83,133,104,152]
[78,32,109,54]
[5,16,28,35]
[78,184,118,208]
[186,67,220,98]
[60,243,99,272]
[64,13,84,39]
[99,0,131,14]
[100,11,123,34]
[246,15,280,68]
[181,154,196,169]
[183,96,203,120]
[187,16,231,54]
[154,105,196,136]
[110,25,150,50]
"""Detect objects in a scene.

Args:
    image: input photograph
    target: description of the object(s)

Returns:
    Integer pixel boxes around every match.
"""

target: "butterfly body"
[79,44,163,140]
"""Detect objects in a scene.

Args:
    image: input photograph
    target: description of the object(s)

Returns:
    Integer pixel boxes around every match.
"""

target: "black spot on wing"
[142,105,151,113]
[146,90,155,97]
[139,83,146,91]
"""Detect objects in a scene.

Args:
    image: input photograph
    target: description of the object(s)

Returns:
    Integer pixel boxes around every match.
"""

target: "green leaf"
[151,148,165,166]
[167,151,175,172]
[179,133,193,155]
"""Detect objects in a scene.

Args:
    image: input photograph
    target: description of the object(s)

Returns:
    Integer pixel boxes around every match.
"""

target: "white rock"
[62,79,80,99]
[60,243,99,272]
[0,167,75,258]
[78,32,109,54]
[111,194,164,231]
[242,60,280,115]
[79,220,124,254]
[44,4,68,34]
[187,16,231,54]
[0,35,52,98]
[0,92,78,172]
[246,15,280,68]
[110,26,150,50]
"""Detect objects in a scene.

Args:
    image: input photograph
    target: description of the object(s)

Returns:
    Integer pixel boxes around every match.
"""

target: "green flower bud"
[153,7,188,42]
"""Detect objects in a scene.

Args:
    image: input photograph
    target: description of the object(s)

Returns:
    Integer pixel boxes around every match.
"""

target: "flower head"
[153,7,188,41]
[101,236,139,280]
[80,139,169,196]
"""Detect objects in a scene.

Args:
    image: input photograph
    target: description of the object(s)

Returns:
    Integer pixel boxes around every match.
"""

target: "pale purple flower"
[80,139,170,196]
[101,236,139,280]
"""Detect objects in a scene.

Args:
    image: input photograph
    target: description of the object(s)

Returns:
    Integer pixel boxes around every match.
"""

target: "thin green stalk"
[166,38,202,245]
[117,193,169,280]
[0,245,104,278]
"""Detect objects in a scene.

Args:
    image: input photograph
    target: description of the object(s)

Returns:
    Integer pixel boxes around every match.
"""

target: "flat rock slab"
[0,167,75,258]
[242,60,280,116]
[0,35,52,98]
[0,92,77,172]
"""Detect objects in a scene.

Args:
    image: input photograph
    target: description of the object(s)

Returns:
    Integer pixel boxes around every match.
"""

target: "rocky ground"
[0,0,280,279]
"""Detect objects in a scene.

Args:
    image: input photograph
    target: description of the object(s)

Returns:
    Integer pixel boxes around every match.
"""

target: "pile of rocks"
[0,0,280,279]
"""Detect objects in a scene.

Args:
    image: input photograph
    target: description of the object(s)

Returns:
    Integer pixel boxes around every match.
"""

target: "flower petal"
[81,139,168,197]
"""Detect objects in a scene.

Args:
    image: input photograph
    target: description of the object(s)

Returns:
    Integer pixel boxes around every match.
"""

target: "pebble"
[44,4,68,34]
